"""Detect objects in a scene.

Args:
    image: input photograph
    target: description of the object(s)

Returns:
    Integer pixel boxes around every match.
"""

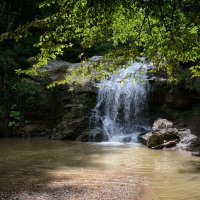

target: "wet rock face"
[38,60,77,81]
[33,57,99,140]
[157,128,179,140]
[165,88,191,110]
[2,57,99,139]
[140,118,195,150]
[152,118,173,131]
[177,129,197,150]
[141,132,166,148]
[147,66,169,114]
[141,132,164,148]
[51,93,97,140]
[38,56,103,82]
[188,138,200,153]
[16,124,47,137]
[77,129,108,142]
[194,77,200,95]
[152,140,179,149]
[14,78,96,139]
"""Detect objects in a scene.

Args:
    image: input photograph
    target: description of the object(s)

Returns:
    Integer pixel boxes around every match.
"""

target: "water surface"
[0,138,200,199]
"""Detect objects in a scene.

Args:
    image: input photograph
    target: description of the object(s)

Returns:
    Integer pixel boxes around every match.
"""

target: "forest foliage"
[0,0,199,134]
[1,0,199,87]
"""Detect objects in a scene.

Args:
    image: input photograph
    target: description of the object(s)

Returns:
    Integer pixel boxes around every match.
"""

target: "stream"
[0,138,200,200]
[1,62,199,199]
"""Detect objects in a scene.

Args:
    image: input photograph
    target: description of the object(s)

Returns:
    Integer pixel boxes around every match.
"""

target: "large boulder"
[140,132,153,145]
[36,58,99,140]
[188,138,200,154]
[177,129,197,150]
[147,134,163,148]
[152,118,173,131]
[18,67,96,141]
[38,60,77,81]
[152,140,179,149]
[155,128,179,140]
[38,56,103,82]
[140,132,164,148]
[140,118,194,150]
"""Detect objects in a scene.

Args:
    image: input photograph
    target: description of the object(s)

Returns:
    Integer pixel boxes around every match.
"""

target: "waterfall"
[90,61,150,143]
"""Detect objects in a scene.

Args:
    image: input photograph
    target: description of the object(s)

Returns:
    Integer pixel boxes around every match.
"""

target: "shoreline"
[0,175,145,200]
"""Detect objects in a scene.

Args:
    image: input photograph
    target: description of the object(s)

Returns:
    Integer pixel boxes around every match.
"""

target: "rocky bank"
[139,118,199,151]
[2,57,200,155]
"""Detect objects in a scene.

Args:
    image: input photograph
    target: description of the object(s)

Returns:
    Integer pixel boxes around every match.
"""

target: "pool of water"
[0,138,200,199]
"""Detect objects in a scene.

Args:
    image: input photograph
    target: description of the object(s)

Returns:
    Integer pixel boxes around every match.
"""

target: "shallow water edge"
[0,138,200,200]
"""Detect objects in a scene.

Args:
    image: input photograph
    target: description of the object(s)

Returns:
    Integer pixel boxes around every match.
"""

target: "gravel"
[0,175,145,200]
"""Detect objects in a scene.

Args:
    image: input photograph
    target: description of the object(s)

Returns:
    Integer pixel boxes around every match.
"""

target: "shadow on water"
[0,138,131,199]
[178,160,200,174]
[1,138,200,200]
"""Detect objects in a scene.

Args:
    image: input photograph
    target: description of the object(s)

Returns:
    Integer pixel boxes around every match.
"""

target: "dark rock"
[183,116,200,138]
[178,129,195,145]
[191,152,200,157]
[155,128,179,140]
[137,132,147,143]
[135,126,149,133]
[185,137,200,152]
[75,81,97,94]
[88,56,103,62]
[141,118,195,150]
[147,134,164,148]
[140,132,153,145]
[16,124,47,137]
[38,60,76,81]
[173,122,187,129]
[165,88,190,110]
[176,129,198,150]
[151,140,179,149]
[76,131,91,142]
[152,118,173,131]
[122,136,132,143]
[51,129,74,140]
[147,66,169,113]
[147,64,167,80]
[148,77,167,86]
[140,132,164,148]
[189,138,200,147]
[148,86,169,114]
[51,91,96,140]
[194,77,200,95]
[93,131,108,142]
[35,58,98,139]
[77,129,108,142]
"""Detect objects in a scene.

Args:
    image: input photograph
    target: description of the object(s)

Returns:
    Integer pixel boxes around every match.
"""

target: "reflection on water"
[0,138,200,200]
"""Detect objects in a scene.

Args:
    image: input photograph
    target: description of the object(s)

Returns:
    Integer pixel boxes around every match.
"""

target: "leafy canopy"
[1,0,199,85]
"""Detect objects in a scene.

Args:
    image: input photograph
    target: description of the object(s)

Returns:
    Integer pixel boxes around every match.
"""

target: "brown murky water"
[0,138,200,200]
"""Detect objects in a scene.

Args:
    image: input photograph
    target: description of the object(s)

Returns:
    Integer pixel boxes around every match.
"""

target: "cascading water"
[90,61,150,143]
